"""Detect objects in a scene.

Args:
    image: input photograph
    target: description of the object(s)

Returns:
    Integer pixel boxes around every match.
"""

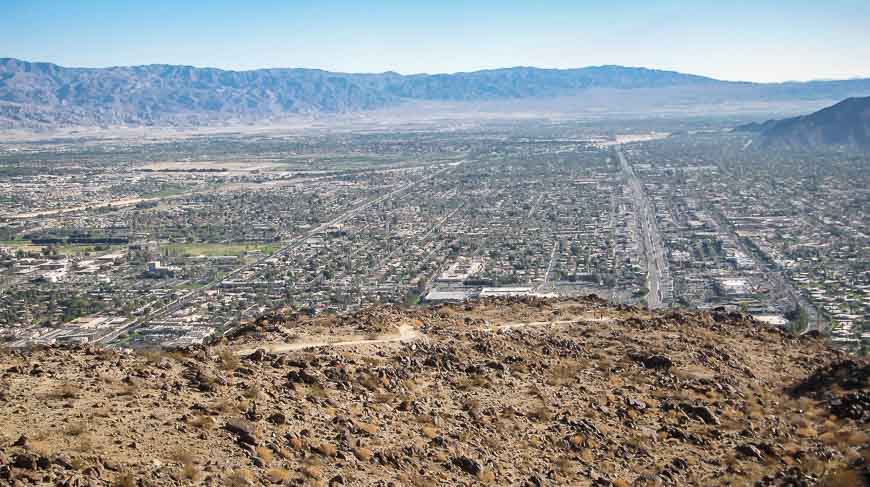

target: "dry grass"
[315,442,337,457]
[267,467,293,483]
[820,469,865,487]
[353,447,373,461]
[355,420,379,435]
[302,463,323,479]
[478,469,496,482]
[189,415,217,430]
[255,446,274,465]
[289,436,306,451]
[421,425,439,439]
[226,468,255,487]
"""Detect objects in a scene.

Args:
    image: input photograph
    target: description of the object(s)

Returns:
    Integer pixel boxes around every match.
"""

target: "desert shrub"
[529,405,553,422]
[244,385,263,401]
[218,349,240,371]
[181,462,201,482]
[421,426,438,439]
[168,447,195,465]
[116,383,138,397]
[64,422,88,436]
[306,384,329,400]
[114,473,136,487]
[48,383,80,400]
[211,398,237,413]
[75,435,95,453]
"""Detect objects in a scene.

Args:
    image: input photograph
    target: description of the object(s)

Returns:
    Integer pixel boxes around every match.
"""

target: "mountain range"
[737,96,870,151]
[3,57,870,128]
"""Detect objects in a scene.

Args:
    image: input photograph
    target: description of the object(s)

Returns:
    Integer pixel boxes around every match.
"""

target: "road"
[618,149,668,309]
[538,240,559,291]
[100,162,462,346]
[709,206,825,335]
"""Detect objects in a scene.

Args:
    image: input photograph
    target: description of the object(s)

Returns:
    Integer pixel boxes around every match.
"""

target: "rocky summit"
[0,297,868,486]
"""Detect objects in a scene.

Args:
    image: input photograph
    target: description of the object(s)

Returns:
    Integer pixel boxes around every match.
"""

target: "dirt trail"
[235,314,614,356]
[236,324,420,356]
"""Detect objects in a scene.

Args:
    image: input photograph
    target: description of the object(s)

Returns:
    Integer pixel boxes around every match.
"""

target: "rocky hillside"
[737,97,870,152]
[1,296,868,486]
[3,58,870,128]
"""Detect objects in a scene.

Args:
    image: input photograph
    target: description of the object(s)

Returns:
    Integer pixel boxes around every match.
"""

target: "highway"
[100,162,462,346]
[538,240,559,291]
[618,149,668,309]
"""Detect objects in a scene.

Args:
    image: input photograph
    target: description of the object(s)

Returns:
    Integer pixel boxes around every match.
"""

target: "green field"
[0,240,126,257]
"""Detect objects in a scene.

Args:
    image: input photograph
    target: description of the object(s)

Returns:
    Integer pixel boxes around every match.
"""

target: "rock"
[12,434,28,447]
[13,453,38,470]
[287,369,318,385]
[633,474,663,486]
[246,349,268,362]
[267,412,287,424]
[736,444,764,462]
[53,454,74,470]
[629,352,673,370]
[225,419,259,446]
[235,367,254,376]
[677,403,720,425]
[828,391,870,422]
[452,456,482,476]
[625,397,647,410]
[791,359,870,396]
[329,474,346,485]
[525,473,547,487]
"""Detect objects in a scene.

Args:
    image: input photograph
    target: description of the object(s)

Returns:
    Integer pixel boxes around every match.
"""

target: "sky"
[3,0,870,82]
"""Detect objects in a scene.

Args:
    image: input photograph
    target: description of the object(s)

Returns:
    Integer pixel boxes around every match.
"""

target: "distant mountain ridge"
[2,57,870,128]
[737,97,870,151]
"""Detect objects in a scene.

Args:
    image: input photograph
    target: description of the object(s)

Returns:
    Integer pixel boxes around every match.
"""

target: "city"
[1,124,866,354]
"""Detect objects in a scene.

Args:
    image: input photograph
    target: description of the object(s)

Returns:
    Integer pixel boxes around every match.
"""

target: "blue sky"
[3,0,869,82]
